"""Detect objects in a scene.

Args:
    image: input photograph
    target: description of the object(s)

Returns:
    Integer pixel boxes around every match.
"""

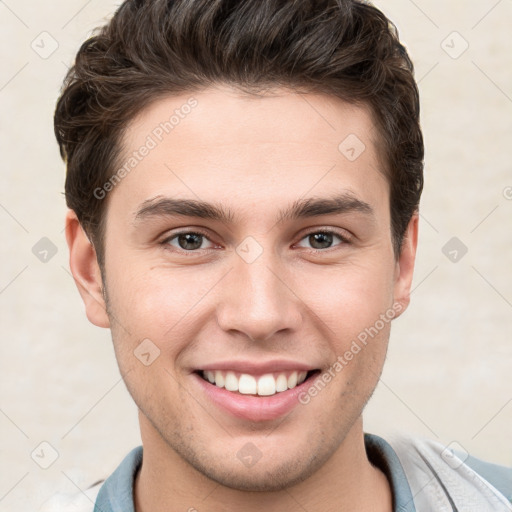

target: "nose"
[216,248,303,342]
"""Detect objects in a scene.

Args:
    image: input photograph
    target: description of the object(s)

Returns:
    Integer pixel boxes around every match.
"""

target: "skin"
[66,85,418,512]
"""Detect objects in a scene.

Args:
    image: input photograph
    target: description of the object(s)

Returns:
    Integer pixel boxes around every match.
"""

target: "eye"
[163,231,216,251]
[296,230,349,250]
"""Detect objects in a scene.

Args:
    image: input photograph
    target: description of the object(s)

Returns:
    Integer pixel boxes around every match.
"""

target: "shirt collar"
[94,434,414,512]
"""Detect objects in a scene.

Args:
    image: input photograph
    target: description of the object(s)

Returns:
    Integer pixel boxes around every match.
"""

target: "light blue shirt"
[91,434,512,511]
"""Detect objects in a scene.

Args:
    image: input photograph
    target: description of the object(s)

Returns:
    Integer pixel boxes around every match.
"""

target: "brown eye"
[177,233,204,250]
[308,232,334,249]
[164,232,214,251]
[296,230,349,251]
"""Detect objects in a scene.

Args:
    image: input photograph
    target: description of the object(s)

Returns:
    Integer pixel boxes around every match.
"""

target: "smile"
[199,369,314,396]
[193,365,322,421]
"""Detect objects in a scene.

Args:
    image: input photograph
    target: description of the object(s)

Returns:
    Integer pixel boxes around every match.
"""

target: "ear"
[392,213,419,317]
[65,210,110,328]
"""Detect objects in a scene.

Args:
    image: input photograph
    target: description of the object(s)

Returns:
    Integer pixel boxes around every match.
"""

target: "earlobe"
[392,214,419,317]
[65,210,110,328]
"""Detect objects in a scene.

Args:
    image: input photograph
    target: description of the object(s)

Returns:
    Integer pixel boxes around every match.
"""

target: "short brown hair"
[54,0,424,266]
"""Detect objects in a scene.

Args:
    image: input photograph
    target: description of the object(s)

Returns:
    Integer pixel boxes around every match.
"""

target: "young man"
[51,0,511,510]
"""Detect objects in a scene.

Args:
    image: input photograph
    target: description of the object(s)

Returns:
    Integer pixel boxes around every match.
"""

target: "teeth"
[214,370,225,388]
[276,374,288,392]
[225,371,238,392]
[238,374,257,394]
[202,369,310,396]
[257,374,276,396]
[287,372,298,389]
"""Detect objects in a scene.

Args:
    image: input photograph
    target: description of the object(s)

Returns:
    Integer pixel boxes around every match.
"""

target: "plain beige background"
[0,0,511,510]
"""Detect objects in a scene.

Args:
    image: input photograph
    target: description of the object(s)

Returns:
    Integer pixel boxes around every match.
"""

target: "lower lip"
[193,372,317,422]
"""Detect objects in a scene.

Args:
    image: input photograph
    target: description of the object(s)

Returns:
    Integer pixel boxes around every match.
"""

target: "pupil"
[179,233,202,250]
[310,232,332,249]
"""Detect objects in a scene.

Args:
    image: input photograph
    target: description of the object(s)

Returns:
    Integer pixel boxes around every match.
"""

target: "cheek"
[104,240,396,361]
[301,259,396,337]
[105,260,220,352]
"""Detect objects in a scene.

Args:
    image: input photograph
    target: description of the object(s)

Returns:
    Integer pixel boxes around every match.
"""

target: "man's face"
[75,86,416,491]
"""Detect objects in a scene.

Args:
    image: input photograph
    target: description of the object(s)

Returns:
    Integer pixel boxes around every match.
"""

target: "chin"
[189,455,321,492]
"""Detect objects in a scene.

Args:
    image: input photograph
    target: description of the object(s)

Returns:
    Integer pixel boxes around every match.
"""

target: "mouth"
[191,360,324,421]
[195,369,321,397]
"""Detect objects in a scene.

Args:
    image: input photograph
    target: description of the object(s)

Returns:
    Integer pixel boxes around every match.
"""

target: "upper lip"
[195,359,318,374]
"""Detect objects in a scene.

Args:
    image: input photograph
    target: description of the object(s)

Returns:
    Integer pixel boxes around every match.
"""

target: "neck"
[134,414,392,512]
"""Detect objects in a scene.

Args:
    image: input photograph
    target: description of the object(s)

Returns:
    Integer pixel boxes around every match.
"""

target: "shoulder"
[463,452,512,503]
[38,445,143,512]
[387,434,512,510]
[38,481,102,512]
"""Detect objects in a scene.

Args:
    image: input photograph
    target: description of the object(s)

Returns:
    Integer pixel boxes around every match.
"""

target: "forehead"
[113,86,388,223]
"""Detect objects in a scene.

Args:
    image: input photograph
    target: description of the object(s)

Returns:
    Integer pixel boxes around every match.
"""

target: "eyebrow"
[133,193,374,225]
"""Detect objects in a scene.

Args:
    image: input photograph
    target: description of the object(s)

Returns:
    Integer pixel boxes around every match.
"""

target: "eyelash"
[160,228,352,255]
